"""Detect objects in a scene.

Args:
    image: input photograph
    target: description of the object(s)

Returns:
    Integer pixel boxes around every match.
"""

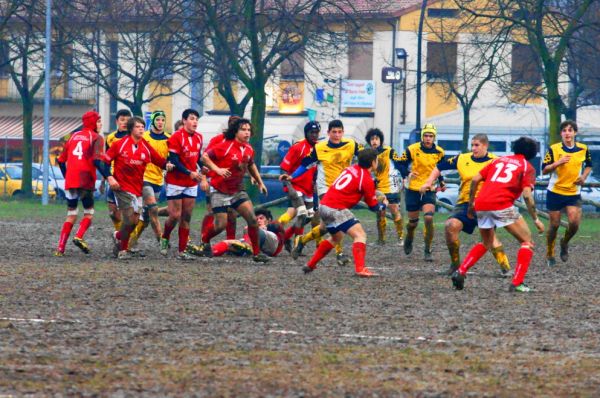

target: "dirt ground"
[1,211,599,397]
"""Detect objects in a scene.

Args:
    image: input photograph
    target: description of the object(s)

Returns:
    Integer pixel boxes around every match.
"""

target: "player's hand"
[419,182,431,194]
[201,166,210,175]
[200,179,209,192]
[190,171,201,182]
[250,176,258,186]
[408,171,419,180]
[259,183,268,195]
[534,218,545,234]
[574,176,586,186]
[467,204,475,219]
[165,162,175,172]
[107,176,120,191]
[556,155,571,166]
[215,167,231,178]
[436,181,447,192]
[279,174,291,181]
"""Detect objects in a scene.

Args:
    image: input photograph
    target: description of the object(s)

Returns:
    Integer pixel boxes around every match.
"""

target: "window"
[280,50,304,80]
[428,8,459,18]
[0,40,9,77]
[511,44,541,85]
[348,42,373,80]
[427,41,457,81]
[153,40,174,82]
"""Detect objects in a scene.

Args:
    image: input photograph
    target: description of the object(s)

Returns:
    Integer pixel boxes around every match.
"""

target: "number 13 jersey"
[474,154,536,211]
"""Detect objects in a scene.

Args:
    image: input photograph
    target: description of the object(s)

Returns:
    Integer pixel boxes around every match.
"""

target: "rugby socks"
[128,220,144,247]
[406,221,417,241]
[278,212,293,225]
[225,215,237,240]
[300,225,322,244]
[201,221,217,244]
[75,217,92,239]
[212,241,229,257]
[423,221,434,252]
[57,221,74,252]
[178,227,189,253]
[335,236,344,255]
[307,240,334,269]
[284,226,295,242]
[563,225,578,244]
[447,239,460,267]
[394,217,404,239]
[512,243,534,287]
[293,226,304,237]
[352,242,367,273]
[201,214,214,236]
[491,245,511,271]
[119,225,134,251]
[457,243,487,275]
[546,230,556,258]
[377,213,386,242]
[247,225,260,255]
[112,219,122,232]
[162,221,175,240]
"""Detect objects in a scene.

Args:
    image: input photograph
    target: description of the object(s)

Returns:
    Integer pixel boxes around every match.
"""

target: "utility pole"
[42,0,52,205]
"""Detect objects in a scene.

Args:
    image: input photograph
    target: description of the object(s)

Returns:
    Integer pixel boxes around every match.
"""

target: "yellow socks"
[300,225,322,244]
[278,212,293,226]
[447,240,460,266]
[491,245,511,271]
[377,214,386,243]
[394,217,404,240]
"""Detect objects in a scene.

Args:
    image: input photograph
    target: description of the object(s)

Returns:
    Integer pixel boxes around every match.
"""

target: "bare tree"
[58,0,193,118]
[425,11,512,151]
[456,0,598,144]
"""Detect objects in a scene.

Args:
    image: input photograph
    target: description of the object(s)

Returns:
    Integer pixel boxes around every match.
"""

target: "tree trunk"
[130,102,143,117]
[546,81,563,145]
[461,107,471,153]
[247,87,266,202]
[21,96,34,197]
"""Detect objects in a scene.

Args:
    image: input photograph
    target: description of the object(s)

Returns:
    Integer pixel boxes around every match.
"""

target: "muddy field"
[1,210,599,396]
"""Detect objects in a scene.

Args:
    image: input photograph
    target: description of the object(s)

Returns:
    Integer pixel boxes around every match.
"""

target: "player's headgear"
[82,111,101,131]
[150,110,166,130]
[421,123,437,140]
[304,121,320,138]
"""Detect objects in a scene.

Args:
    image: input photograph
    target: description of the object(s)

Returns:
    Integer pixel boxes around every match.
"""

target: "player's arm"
[522,186,544,233]
[466,172,483,219]
[364,176,386,212]
[542,148,569,174]
[99,145,120,190]
[575,148,593,185]
[247,162,267,195]
[397,149,412,179]
[281,148,317,181]
[201,150,230,179]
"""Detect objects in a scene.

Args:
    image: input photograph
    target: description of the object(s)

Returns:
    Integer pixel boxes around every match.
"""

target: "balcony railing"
[0,75,96,103]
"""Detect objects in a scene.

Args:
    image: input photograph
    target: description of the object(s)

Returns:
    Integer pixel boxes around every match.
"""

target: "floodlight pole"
[42,0,52,205]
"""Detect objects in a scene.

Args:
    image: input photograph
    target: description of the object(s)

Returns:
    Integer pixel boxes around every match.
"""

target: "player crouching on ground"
[101,116,168,260]
[211,209,285,258]
[451,137,545,292]
[282,148,387,277]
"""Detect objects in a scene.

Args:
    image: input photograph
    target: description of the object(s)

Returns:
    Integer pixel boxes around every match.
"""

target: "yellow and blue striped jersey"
[307,138,361,195]
[543,142,592,195]
[142,130,171,185]
[399,142,445,191]
[437,152,497,204]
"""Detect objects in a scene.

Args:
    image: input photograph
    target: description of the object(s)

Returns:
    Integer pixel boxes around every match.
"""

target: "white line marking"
[0,317,81,324]
[268,329,299,335]
[339,333,408,341]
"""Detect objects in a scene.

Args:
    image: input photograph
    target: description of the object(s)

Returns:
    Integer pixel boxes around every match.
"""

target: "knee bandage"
[297,205,308,217]
[83,208,95,215]
[409,217,419,225]
[67,208,79,216]
[424,211,434,218]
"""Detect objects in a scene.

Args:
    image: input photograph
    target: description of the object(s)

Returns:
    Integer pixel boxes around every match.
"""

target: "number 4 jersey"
[474,154,536,212]
[57,128,105,190]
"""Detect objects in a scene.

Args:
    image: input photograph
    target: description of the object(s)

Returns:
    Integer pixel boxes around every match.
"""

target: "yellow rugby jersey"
[143,130,171,185]
[399,142,445,191]
[309,138,361,195]
[373,146,403,194]
[543,142,592,195]
[437,152,497,204]
[105,130,129,173]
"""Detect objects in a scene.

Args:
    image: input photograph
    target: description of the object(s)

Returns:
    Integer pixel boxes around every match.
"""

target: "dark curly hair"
[255,208,273,221]
[224,118,252,140]
[365,128,384,145]
[512,136,539,160]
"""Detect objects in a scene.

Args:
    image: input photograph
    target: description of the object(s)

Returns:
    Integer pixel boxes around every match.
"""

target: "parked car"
[0,164,56,198]
[534,175,600,213]
[32,163,105,200]
[260,165,286,204]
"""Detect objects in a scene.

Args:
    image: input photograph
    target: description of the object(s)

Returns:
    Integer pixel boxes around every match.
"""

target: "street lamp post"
[415,0,428,135]
[42,0,52,205]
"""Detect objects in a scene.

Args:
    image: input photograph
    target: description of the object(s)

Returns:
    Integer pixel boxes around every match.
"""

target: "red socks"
[512,243,534,286]
[307,240,334,269]
[178,227,189,253]
[352,242,367,273]
[162,221,175,240]
[57,221,74,252]
[226,216,236,239]
[75,217,92,239]
[458,243,487,275]
[284,227,295,241]
[247,225,260,255]
[212,241,229,257]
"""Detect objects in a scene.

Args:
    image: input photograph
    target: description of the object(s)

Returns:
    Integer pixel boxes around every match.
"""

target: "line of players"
[54,109,592,290]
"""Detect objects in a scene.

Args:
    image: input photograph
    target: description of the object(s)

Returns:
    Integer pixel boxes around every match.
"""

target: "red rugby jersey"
[103,136,166,196]
[320,165,378,210]
[280,139,315,196]
[206,139,254,195]
[165,128,204,187]
[57,128,104,190]
[474,154,536,211]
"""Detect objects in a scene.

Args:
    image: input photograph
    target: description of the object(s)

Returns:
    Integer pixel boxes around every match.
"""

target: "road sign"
[381,67,404,83]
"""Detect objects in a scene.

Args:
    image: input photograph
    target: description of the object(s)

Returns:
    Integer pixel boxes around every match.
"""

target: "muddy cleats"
[559,239,569,262]
[424,249,433,262]
[302,264,315,274]
[291,236,304,260]
[355,268,377,277]
[112,231,120,258]
[160,238,169,256]
[403,237,413,255]
[253,253,270,263]
[129,248,146,258]
[53,250,64,257]
[546,257,557,267]
[73,237,90,254]
[451,270,465,290]
[509,283,532,293]
[442,264,459,276]
[230,241,253,256]
[499,268,513,278]
[336,252,351,267]
[184,242,202,256]
[284,239,293,253]
[177,251,196,261]
[398,237,404,247]
[117,250,132,260]
[194,242,213,258]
